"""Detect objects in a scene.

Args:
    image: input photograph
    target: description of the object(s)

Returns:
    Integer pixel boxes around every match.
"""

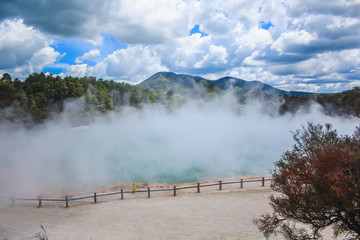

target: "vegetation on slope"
[280,87,360,117]
[0,72,157,125]
[0,72,359,126]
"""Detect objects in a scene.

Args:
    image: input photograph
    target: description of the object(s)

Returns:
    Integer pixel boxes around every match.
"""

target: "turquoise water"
[2,102,358,196]
[106,154,214,184]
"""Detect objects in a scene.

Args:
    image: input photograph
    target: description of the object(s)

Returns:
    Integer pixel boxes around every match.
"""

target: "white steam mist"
[0,98,358,196]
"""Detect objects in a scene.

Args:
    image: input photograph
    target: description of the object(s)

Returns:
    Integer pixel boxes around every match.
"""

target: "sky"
[0,0,359,93]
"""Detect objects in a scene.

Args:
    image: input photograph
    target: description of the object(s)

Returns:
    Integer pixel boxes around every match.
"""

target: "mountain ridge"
[1,71,358,125]
[138,72,360,117]
[139,72,312,96]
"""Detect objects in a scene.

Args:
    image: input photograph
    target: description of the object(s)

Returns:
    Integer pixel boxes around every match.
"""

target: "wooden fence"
[3,177,271,208]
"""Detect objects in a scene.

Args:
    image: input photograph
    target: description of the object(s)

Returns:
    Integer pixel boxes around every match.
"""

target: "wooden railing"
[2,177,271,208]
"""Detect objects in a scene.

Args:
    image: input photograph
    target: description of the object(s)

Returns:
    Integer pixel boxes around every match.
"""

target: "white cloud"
[105,0,191,44]
[31,47,60,70]
[0,0,193,45]
[66,64,88,77]
[326,16,360,30]
[193,44,228,69]
[258,1,289,38]
[158,34,214,72]
[75,49,101,63]
[286,0,360,18]
[99,46,168,82]
[0,19,59,78]
[66,46,168,82]
[271,30,317,54]
[233,26,273,64]
[280,83,321,93]
[12,47,60,76]
[201,9,233,36]
[0,0,360,92]
[0,19,49,68]
[195,0,261,32]
[268,49,360,78]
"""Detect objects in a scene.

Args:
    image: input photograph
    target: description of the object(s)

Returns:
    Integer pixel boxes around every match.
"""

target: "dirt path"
[0,179,287,240]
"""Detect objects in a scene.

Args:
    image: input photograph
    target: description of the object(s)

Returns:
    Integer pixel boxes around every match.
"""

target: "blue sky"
[0,0,359,93]
[190,25,209,37]
[43,35,128,74]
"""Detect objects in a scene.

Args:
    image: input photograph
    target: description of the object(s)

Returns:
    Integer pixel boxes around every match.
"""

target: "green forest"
[0,72,160,124]
[0,72,359,126]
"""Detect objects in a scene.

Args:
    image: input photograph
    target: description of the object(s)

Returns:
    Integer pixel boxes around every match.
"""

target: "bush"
[254,122,360,239]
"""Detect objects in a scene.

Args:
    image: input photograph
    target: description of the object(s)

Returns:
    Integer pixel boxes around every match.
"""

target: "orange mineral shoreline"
[97,175,265,193]
[39,175,268,197]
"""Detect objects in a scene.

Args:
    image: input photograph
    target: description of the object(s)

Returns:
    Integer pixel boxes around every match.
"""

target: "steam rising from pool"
[0,99,358,196]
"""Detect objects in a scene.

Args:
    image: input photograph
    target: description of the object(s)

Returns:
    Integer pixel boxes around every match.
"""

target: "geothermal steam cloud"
[0,100,358,196]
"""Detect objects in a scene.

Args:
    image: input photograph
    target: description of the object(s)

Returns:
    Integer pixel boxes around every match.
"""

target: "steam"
[0,97,358,196]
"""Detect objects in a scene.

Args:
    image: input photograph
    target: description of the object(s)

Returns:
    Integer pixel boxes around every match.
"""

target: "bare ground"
[0,179,283,240]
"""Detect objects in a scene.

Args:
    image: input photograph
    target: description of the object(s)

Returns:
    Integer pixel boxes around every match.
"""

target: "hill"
[140,72,360,117]
[139,72,311,97]
[280,87,360,117]
[0,72,359,125]
[139,72,207,92]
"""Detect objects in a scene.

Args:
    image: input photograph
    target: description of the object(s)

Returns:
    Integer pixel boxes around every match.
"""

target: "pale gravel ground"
[0,180,288,240]
[0,179,341,240]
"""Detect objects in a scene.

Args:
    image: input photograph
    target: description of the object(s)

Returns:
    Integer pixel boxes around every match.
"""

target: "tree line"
[0,72,158,124]
[1,72,359,125]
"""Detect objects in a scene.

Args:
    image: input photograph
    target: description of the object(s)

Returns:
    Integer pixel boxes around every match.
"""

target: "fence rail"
[2,177,272,208]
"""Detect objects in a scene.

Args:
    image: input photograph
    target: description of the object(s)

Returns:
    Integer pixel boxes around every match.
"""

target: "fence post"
[11,196,15,207]
[65,196,69,208]
[240,179,243,189]
[121,189,124,200]
[219,181,222,190]
[197,183,200,193]
[38,196,42,208]
[173,186,177,196]
[148,187,150,198]
[262,177,265,187]
[94,193,97,203]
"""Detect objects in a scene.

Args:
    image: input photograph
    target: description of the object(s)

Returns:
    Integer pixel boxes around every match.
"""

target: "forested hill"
[0,72,158,124]
[140,72,310,96]
[140,72,359,117]
[0,72,359,125]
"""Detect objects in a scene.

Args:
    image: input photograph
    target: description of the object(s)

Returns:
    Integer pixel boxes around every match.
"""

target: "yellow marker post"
[132,182,136,192]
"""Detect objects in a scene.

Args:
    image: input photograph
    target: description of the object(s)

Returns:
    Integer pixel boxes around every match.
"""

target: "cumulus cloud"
[195,0,260,33]
[157,34,233,74]
[271,30,318,54]
[260,49,360,93]
[0,0,191,45]
[13,46,60,76]
[193,44,228,69]
[0,0,104,42]
[0,19,59,78]
[159,34,213,71]
[105,0,191,44]
[66,46,168,82]
[66,64,88,77]
[0,0,359,92]
[286,0,360,18]
[201,9,233,36]
[97,46,168,82]
[233,26,273,65]
[0,19,48,68]
[75,49,101,63]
